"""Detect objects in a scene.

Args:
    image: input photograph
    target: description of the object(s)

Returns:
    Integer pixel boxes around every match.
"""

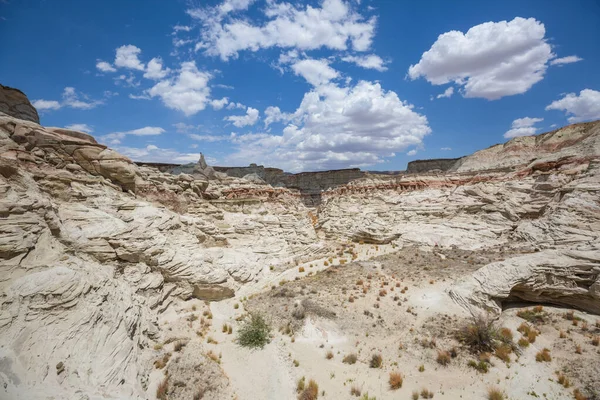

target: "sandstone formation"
[1,84,599,399]
[406,157,462,173]
[0,84,40,124]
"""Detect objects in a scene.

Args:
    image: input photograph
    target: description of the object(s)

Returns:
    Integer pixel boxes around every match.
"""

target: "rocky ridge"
[0,84,599,399]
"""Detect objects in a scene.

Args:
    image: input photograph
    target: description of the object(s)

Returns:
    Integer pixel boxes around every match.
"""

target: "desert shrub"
[516,308,546,323]
[457,316,499,353]
[296,376,305,393]
[389,371,403,389]
[557,373,571,388]
[535,348,551,362]
[412,391,419,400]
[494,344,512,363]
[370,353,382,368]
[487,387,505,400]
[518,338,530,347]
[343,353,357,364]
[237,313,271,349]
[350,384,361,396]
[591,336,599,346]
[573,388,588,400]
[436,350,451,366]
[467,359,489,373]
[325,351,334,360]
[420,388,434,398]
[297,379,319,400]
[499,328,513,341]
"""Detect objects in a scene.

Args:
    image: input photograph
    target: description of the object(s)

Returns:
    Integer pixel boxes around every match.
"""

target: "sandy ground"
[146,243,600,400]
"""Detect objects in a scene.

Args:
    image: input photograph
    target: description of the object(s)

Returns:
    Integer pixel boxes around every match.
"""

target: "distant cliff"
[406,158,462,173]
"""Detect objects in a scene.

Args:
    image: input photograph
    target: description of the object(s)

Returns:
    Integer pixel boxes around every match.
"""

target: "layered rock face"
[0,84,39,124]
[1,83,599,399]
[317,121,600,314]
[0,107,328,398]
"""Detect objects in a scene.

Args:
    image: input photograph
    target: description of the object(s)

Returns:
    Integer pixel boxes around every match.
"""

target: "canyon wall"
[406,157,462,173]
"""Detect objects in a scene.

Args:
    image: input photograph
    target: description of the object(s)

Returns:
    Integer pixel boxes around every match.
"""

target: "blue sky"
[1,0,599,172]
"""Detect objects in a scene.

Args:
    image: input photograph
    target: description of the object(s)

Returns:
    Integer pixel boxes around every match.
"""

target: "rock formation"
[0,84,40,123]
[1,84,599,399]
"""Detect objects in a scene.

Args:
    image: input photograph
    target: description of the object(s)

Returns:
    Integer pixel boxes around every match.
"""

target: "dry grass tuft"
[389,371,403,390]
[325,351,334,360]
[557,372,571,388]
[535,348,551,362]
[468,359,489,373]
[369,353,382,368]
[591,336,599,346]
[343,353,357,364]
[350,384,361,396]
[436,350,451,366]
[487,387,505,400]
[420,388,434,398]
[297,379,319,400]
[573,388,588,400]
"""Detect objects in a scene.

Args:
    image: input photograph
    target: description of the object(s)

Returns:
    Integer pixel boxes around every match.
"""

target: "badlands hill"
[0,85,599,400]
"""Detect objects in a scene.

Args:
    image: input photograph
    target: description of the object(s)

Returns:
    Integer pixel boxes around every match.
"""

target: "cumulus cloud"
[210,97,229,110]
[545,89,600,123]
[264,106,292,127]
[114,45,145,71]
[225,80,430,171]
[116,144,201,164]
[226,102,246,110]
[32,87,103,112]
[65,123,93,133]
[408,17,554,100]
[32,99,61,111]
[101,126,165,145]
[436,87,454,99]
[406,149,417,156]
[291,58,340,86]
[143,57,170,80]
[225,107,260,127]
[190,0,376,60]
[96,61,116,72]
[503,117,543,138]
[147,61,212,116]
[341,54,387,71]
[550,55,583,66]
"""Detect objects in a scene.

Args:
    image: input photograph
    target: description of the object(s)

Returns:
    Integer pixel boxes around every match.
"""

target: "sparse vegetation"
[350,385,361,396]
[487,387,505,400]
[420,388,434,398]
[343,353,358,364]
[388,371,403,390]
[535,348,551,362]
[516,307,547,323]
[297,379,319,400]
[370,353,382,368]
[436,350,451,366]
[325,350,334,360]
[467,359,489,373]
[156,377,169,400]
[237,313,271,349]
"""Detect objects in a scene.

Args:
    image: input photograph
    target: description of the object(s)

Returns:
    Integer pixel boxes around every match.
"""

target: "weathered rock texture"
[0,84,39,123]
[406,157,462,173]
[1,85,599,399]
[0,112,329,399]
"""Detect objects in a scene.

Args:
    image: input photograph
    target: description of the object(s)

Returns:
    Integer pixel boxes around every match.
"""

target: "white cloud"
[214,83,235,90]
[210,97,229,110]
[114,45,145,71]
[226,101,246,110]
[503,117,543,138]
[406,149,417,156]
[408,17,553,100]
[32,87,103,112]
[114,73,140,88]
[32,99,61,111]
[440,147,452,151]
[129,93,151,100]
[436,87,454,99]
[116,144,201,164]
[173,25,192,32]
[550,55,583,66]
[101,126,165,145]
[341,54,387,71]
[65,123,93,133]
[291,58,340,86]
[225,80,430,172]
[96,61,116,72]
[190,0,376,60]
[545,89,600,123]
[189,133,230,142]
[264,106,292,127]
[143,57,170,80]
[225,107,260,127]
[147,61,212,116]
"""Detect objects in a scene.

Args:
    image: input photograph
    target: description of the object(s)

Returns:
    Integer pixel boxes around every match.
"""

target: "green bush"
[237,313,271,349]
